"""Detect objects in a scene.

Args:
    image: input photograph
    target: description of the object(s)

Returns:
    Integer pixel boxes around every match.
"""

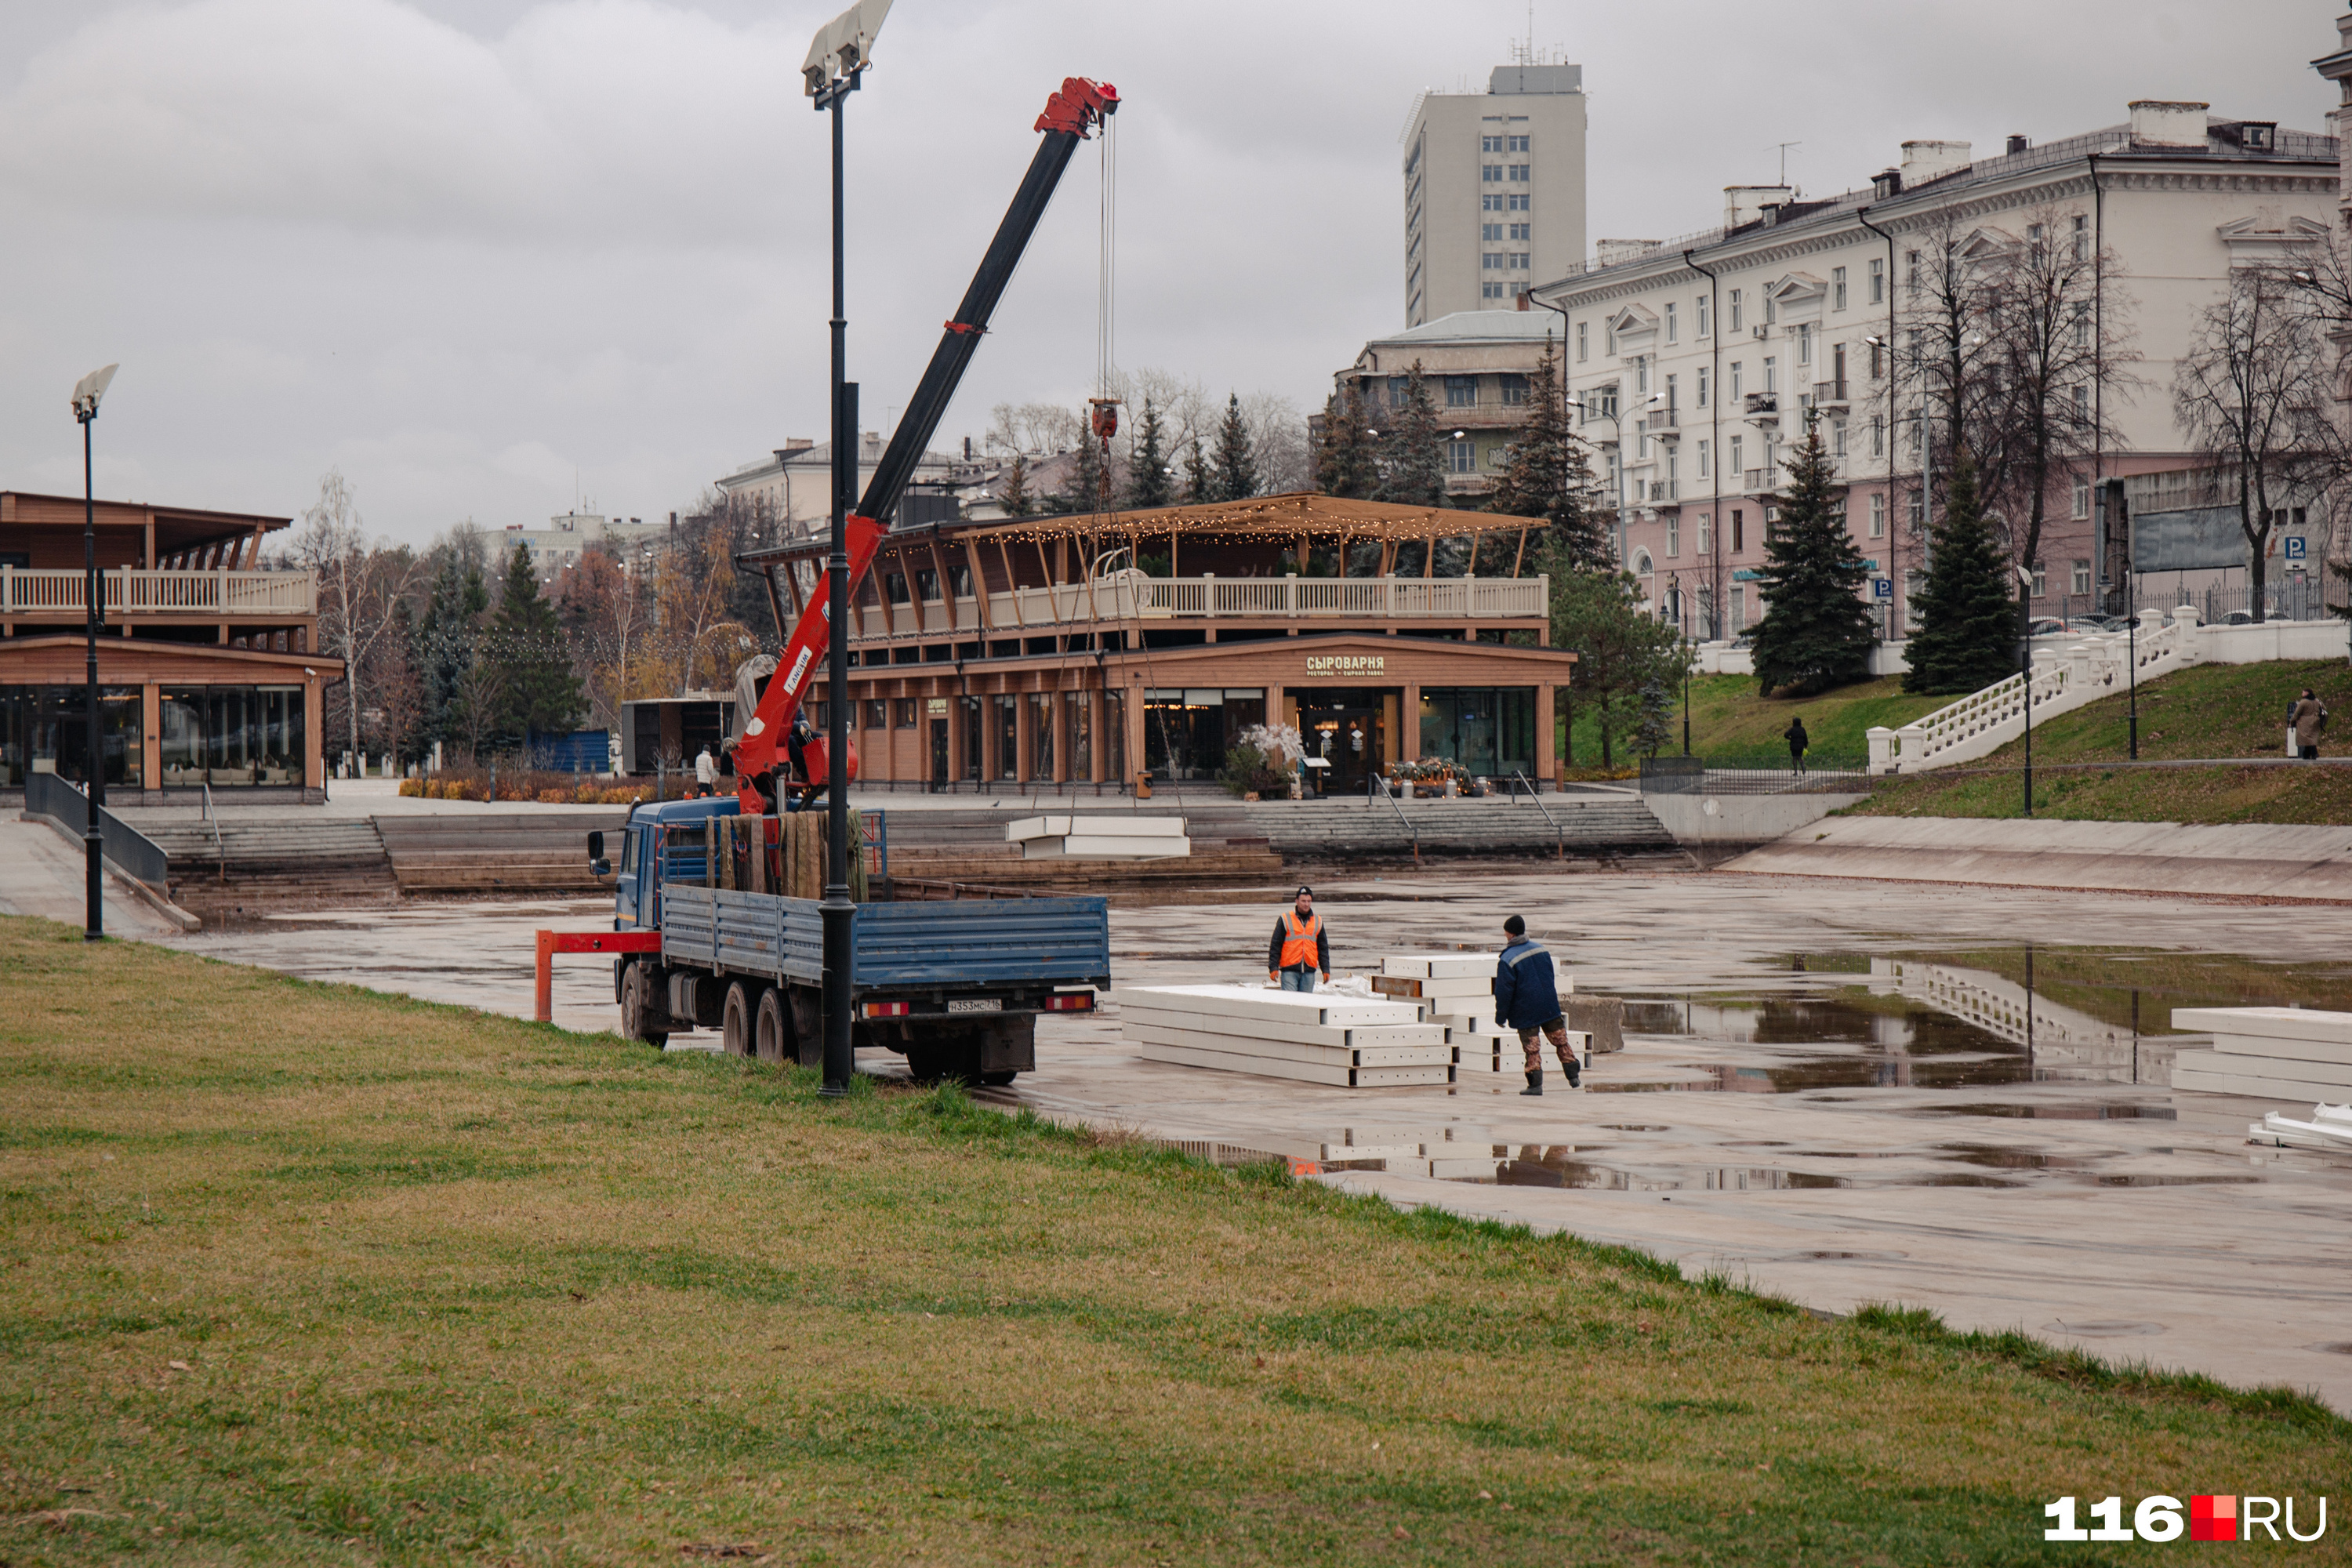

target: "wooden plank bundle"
[1116,984,1449,1087]
[2171,1006,2352,1103]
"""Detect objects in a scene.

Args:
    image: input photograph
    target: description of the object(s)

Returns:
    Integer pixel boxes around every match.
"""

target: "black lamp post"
[71,364,118,942]
[805,0,887,1098]
[2019,565,2035,818]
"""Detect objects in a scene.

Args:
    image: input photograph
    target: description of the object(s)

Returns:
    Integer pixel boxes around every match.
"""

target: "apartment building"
[1402,63,1588,327]
[1335,310,1566,499]
[717,434,963,539]
[1528,100,2337,638]
[494,511,674,579]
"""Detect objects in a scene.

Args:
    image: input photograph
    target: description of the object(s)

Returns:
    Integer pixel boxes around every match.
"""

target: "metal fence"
[1638,755,1871,797]
[24,769,170,887]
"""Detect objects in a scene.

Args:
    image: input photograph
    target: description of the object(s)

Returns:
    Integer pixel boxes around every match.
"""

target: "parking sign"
[1871,577,1893,600]
[2285,535,2308,560]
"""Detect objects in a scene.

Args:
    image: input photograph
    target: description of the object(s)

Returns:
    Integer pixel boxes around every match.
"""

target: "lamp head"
[804,0,891,96]
[71,363,118,421]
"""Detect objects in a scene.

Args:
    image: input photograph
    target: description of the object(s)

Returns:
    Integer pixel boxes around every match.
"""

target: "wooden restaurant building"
[0,491,337,800]
[740,494,1577,793]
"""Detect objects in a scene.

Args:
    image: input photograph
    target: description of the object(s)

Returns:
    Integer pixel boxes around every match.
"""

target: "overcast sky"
[0,0,2337,548]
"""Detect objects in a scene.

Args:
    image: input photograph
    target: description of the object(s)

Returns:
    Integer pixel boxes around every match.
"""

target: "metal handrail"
[201,780,225,879]
[1511,771,1565,862]
[1366,775,1421,867]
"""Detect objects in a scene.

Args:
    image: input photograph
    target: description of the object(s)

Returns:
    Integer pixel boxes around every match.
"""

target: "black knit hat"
[1504,914,1526,935]
[1295,885,1314,899]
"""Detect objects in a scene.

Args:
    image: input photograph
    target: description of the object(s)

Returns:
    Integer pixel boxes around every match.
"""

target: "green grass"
[1851,659,2352,824]
[3,916,2347,1564]
[1563,674,1951,768]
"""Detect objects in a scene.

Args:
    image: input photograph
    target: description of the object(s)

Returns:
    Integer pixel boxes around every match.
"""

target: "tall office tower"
[1401,64,1588,327]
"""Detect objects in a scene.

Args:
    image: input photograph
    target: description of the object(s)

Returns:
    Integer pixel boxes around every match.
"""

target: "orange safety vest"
[1279,909,1322,970]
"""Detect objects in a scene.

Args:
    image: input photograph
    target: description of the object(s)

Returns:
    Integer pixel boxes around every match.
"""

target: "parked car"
[2221,610,2256,626]
[2027,617,2070,637]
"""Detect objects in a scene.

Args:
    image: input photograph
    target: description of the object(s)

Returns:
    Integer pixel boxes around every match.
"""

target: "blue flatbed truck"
[593,797,1110,1084]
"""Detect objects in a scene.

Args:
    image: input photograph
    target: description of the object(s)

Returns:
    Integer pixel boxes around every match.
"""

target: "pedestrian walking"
[1268,885,1330,993]
[695,744,717,790]
[2291,688,2329,760]
[1784,717,1809,775]
[1495,914,1580,1096]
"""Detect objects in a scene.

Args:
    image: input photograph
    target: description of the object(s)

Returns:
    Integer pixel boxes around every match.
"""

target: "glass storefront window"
[1418,687,1534,781]
[994,695,1018,779]
[160,686,305,786]
[1028,691,1055,780]
[0,686,143,788]
[1142,688,1264,780]
[1102,690,1126,782]
[1069,693,1091,782]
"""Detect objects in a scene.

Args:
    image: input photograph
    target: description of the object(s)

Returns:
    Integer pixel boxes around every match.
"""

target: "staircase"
[1243,791,1678,861]
[138,818,398,918]
[877,801,1283,891]
[373,811,632,895]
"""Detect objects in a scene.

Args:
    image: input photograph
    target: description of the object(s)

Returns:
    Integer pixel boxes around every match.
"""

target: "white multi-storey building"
[1402,63,1588,327]
[495,511,674,580]
[1529,100,2337,638]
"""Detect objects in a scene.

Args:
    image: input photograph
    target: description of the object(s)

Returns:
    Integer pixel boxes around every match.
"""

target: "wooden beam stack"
[1116,984,1450,1087]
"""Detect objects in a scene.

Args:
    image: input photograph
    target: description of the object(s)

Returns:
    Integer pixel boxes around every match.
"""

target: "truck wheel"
[721,981,757,1058]
[789,987,822,1069]
[621,962,668,1050]
[978,1069,1019,1087]
[755,987,792,1064]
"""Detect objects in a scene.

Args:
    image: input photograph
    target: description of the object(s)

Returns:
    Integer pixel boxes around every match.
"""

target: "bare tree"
[1241,392,1311,494]
[2172,263,2336,623]
[1980,202,2140,612]
[285,470,423,768]
[1895,208,2008,506]
[985,402,1086,455]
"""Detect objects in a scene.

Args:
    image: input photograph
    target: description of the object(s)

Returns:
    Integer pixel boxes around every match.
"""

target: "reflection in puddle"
[1915,1102,2177,1120]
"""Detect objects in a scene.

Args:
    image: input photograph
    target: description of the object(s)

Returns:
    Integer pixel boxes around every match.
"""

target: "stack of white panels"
[1290,1125,1497,1178]
[1379,953,1576,1080]
[1116,984,1450,1087]
[1007,815,1192,861]
[2171,1006,2352,1103]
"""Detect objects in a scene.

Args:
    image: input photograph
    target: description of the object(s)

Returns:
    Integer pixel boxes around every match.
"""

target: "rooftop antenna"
[1775,140,1801,186]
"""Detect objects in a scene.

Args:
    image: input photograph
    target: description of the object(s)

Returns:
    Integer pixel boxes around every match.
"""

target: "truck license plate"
[948,997,1003,1014]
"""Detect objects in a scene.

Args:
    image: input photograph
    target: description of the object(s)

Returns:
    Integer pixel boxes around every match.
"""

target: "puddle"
[1915,1103,2176,1120]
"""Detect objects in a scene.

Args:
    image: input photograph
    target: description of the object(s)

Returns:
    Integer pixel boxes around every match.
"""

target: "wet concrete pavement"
[147,867,2352,1411]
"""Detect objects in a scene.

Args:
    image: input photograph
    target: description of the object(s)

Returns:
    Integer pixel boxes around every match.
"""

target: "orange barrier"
[534,929,661,1022]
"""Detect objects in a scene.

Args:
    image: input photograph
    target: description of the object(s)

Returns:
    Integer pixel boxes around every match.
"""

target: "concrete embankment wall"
[1722,817,2352,902]
[1644,791,1867,858]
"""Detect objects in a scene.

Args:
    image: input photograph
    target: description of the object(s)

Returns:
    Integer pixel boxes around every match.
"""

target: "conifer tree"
[1210,392,1258,501]
[999,452,1033,517]
[1485,336,1608,568]
[1751,413,1876,697]
[1123,397,1172,510]
[1541,542,1688,767]
[1377,362,1446,508]
[1902,452,2019,695]
[1053,419,1109,516]
[488,542,584,750]
[1181,433,1210,503]
[418,551,488,747]
[1315,387,1377,499]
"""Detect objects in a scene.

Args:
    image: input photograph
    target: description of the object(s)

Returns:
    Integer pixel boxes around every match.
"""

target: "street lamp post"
[70,364,118,942]
[2018,564,2035,818]
[804,0,889,1098]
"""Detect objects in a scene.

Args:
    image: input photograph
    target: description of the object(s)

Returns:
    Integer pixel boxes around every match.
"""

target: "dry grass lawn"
[1,916,2343,1564]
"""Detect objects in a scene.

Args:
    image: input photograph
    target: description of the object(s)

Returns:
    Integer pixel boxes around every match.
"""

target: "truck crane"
[730,75,1120,817]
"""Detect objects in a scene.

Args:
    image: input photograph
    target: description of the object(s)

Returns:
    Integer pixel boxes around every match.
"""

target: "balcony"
[1646,480,1678,503]
[1742,469,1778,493]
[1,568,317,620]
[1812,379,1849,409]
[1643,408,1679,434]
[851,573,1551,642]
[1744,391,1779,423]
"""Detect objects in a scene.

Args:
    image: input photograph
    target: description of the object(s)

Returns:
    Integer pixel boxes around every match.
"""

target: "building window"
[1870,493,1886,538]
[2071,384,2089,419]
[1482,135,1504,152]
[1729,289,1743,332]
[1508,134,1530,152]
[1664,372,1677,413]
[2027,221,2045,258]
[1483,194,1506,213]
[157,686,303,787]
[1483,253,1504,270]
[1697,365,1710,406]
[1907,490,1926,530]
[2072,476,2091,518]
[1500,373,1529,406]
[1696,437,1710,477]
[1508,164,1530,182]
[1730,361,1744,400]
[1697,512,1711,554]
[1486,445,1508,469]
[1606,321,1616,356]
[1637,356,1651,395]
[1731,509,1746,554]
[1832,419,1846,458]
[1762,357,1777,393]
[1575,321,1588,361]
[1483,165,1503,183]
[1482,281,1508,300]
[1508,252,1530,271]
[2071,560,2091,596]
[1598,383,1618,419]
[1906,249,1921,293]
[1729,434,1744,477]
[2072,213,2089,261]
[1666,516,1680,557]
[1388,378,1410,408]
[1445,376,1477,408]
[1832,266,1848,311]
[1764,290,1777,325]
[1870,414,1886,456]
[2071,302,2091,347]
[1697,294,1711,336]
[1664,301,1679,343]
[1482,222,1503,241]
[1868,339,1884,379]
[1446,439,1475,474]
[1509,222,1530,241]
[2031,560,2047,597]
[1508,192,1530,212]
[895,698,918,728]
[1796,325,1812,367]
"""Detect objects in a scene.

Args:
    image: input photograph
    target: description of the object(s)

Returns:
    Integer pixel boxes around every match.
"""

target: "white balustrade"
[0,568,317,617]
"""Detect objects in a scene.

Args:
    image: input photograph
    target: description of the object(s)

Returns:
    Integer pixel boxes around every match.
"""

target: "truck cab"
[605,794,739,934]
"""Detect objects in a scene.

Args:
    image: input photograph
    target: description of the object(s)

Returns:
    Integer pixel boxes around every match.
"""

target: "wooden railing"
[860,574,1549,640]
[0,568,317,617]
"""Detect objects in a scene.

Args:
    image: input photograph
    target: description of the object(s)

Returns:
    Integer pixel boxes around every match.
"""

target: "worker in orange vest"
[1267,885,1331,993]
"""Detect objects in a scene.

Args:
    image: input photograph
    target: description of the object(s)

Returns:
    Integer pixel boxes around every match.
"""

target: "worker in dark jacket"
[1268,886,1331,993]
[1784,717,1809,775]
[1495,914,1579,1095]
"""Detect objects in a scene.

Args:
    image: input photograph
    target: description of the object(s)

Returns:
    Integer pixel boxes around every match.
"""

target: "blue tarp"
[532,730,612,773]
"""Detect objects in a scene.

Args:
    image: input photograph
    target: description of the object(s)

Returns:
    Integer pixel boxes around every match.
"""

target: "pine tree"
[1053,422,1109,516]
[999,452,1033,518]
[1123,397,1172,510]
[1751,413,1877,697]
[488,542,584,750]
[1485,336,1609,568]
[1377,362,1446,508]
[1315,387,1377,499]
[1181,433,1210,503]
[1210,393,1258,501]
[417,552,488,748]
[1542,543,1688,767]
[1902,453,2019,695]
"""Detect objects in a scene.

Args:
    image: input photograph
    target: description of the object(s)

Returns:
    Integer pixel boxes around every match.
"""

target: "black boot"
[1520,1068,1542,1097]
[1561,1054,1582,1089]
